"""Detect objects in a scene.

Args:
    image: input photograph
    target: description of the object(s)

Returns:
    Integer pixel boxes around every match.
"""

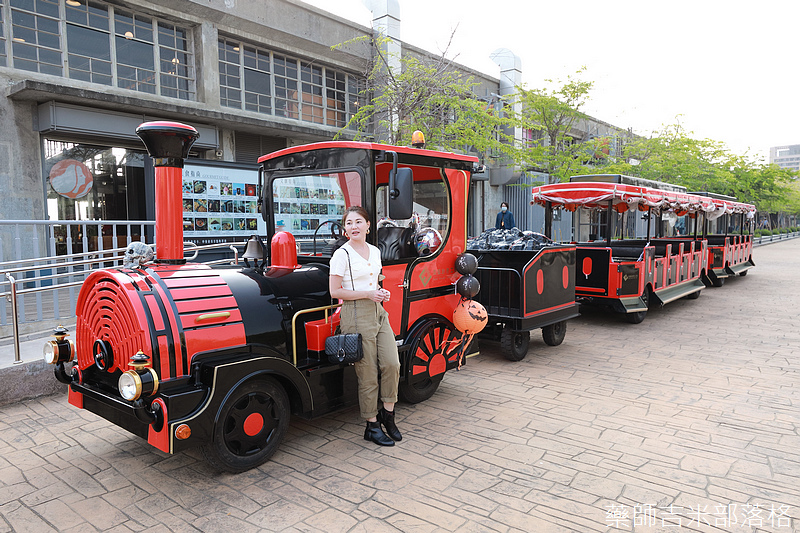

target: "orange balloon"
[453,299,488,334]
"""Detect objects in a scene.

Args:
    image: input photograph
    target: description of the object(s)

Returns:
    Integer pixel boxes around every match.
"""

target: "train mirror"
[388,167,413,220]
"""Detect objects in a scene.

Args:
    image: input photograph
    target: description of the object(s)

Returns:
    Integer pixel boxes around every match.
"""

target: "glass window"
[326,70,346,127]
[218,39,241,108]
[243,45,270,114]
[300,62,323,124]
[0,2,7,67]
[115,33,155,93]
[274,54,298,120]
[66,24,112,85]
[11,0,62,75]
[217,37,365,128]
[5,2,194,99]
[44,139,147,254]
[157,21,193,100]
[270,172,358,253]
[376,179,450,260]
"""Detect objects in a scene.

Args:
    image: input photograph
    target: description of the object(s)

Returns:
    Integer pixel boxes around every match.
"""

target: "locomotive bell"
[243,235,266,267]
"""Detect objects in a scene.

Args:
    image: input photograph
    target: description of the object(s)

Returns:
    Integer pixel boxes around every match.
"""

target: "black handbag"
[325,332,363,364]
[326,248,364,364]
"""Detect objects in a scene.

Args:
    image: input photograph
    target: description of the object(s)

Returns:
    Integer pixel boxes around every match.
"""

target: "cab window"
[376,179,449,262]
[271,171,359,254]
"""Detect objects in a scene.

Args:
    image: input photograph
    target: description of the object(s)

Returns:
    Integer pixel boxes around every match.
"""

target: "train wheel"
[686,289,701,300]
[542,320,567,347]
[626,290,649,324]
[739,270,748,277]
[201,378,290,473]
[399,321,456,403]
[500,328,530,361]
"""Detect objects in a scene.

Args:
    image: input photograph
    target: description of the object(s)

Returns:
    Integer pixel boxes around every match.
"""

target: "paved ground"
[1,240,799,532]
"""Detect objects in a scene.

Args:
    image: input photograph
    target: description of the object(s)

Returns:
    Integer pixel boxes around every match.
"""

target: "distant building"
[769,145,800,171]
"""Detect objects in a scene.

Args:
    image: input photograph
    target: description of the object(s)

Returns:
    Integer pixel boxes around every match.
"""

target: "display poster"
[181,162,262,242]
[271,175,347,237]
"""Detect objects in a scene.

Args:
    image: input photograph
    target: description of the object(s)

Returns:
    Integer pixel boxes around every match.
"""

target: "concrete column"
[363,0,401,142]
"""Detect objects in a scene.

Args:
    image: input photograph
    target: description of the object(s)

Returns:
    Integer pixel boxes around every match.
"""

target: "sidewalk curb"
[0,359,66,407]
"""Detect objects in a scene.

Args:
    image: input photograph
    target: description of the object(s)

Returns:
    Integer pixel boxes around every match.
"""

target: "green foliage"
[596,121,798,213]
[332,34,513,160]
[505,68,594,182]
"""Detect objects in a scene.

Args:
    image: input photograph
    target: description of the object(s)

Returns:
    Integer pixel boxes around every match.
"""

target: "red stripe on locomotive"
[75,265,246,381]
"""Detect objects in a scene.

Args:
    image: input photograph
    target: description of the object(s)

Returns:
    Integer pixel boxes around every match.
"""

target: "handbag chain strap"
[342,248,358,330]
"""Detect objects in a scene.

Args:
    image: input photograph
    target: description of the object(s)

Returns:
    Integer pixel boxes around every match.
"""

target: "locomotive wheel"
[626,290,649,324]
[399,321,456,404]
[500,327,530,361]
[542,320,567,347]
[201,378,290,473]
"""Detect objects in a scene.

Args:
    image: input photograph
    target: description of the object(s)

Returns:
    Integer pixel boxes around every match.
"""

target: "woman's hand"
[369,289,391,302]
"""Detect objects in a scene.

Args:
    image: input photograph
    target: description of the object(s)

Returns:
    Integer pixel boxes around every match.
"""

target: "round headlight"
[43,341,58,365]
[118,371,142,401]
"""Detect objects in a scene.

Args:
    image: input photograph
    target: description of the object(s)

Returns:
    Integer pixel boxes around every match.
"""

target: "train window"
[270,172,358,253]
[376,180,449,260]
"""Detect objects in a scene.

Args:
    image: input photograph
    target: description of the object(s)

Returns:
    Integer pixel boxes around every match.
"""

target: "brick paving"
[1,240,799,532]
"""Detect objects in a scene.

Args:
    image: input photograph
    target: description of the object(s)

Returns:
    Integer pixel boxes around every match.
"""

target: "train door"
[375,166,457,337]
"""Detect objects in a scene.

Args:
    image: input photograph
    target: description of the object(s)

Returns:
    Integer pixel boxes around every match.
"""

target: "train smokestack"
[135,122,199,263]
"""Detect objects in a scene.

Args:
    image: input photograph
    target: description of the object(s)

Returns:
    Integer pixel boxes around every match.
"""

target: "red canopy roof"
[531,181,756,216]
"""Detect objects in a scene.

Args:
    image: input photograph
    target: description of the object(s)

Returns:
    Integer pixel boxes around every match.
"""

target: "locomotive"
[44,122,485,472]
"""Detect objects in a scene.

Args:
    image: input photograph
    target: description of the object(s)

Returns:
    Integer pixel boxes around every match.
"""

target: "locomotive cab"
[48,123,481,472]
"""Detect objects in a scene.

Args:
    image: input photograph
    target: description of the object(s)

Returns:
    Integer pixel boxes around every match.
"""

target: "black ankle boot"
[364,420,394,446]
[377,407,402,441]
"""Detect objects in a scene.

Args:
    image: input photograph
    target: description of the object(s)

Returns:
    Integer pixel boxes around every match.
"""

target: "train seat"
[377,226,416,262]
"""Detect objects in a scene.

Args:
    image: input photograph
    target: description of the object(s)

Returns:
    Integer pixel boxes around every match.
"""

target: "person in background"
[329,206,402,447]
[495,202,516,230]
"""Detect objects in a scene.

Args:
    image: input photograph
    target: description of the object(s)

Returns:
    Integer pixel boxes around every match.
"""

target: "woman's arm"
[329,274,387,302]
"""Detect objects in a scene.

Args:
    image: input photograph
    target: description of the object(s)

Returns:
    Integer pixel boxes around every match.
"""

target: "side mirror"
[388,167,413,220]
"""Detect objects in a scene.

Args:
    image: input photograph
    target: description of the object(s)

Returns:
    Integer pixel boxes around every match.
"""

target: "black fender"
[170,345,313,453]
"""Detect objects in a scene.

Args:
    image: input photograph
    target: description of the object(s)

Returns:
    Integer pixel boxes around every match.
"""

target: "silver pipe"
[4,272,21,364]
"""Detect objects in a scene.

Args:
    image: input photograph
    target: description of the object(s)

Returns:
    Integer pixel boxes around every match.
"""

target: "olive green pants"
[341,299,400,419]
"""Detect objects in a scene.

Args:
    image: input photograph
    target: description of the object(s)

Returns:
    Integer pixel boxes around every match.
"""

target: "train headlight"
[43,325,74,364]
[119,371,141,401]
[118,351,159,402]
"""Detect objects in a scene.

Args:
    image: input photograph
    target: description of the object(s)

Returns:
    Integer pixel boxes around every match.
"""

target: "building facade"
[769,145,800,172]
[1,0,629,262]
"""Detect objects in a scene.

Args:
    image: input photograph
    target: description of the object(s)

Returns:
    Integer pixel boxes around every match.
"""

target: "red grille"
[75,264,246,381]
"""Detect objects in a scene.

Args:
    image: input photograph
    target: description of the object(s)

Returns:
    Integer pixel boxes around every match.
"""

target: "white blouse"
[329,242,382,292]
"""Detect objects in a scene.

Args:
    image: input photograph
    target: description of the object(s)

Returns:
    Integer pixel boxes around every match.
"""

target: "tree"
[332,33,512,161]
[505,68,594,183]
[596,121,796,211]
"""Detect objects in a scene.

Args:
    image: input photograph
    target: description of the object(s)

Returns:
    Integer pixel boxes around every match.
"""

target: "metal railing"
[1,241,246,364]
[753,230,800,245]
[0,219,154,262]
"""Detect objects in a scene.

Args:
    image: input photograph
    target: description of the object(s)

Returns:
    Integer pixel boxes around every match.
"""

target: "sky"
[300,0,798,162]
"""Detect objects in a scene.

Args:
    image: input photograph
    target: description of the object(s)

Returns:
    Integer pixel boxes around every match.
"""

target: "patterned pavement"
[1,239,799,532]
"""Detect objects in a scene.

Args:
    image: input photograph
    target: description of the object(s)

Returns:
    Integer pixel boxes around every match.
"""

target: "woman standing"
[495,202,516,230]
[329,206,402,446]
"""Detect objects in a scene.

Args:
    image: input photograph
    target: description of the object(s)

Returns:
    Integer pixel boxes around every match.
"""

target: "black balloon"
[455,253,478,275]
[456,274,480,298]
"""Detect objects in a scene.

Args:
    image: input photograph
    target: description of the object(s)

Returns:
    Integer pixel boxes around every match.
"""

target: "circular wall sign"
[49,159,94,199]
